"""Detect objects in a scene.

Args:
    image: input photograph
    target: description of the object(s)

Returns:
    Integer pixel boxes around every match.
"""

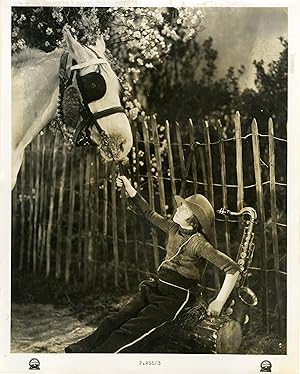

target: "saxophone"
[217,207,258,326]
[169,206,259,354]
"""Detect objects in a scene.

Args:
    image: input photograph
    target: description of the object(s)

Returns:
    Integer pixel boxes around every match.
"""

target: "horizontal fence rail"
[12,112,287,336]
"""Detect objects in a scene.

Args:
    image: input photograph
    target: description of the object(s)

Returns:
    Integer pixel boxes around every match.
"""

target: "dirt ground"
[11,303,95,353]
[11,301,286,354]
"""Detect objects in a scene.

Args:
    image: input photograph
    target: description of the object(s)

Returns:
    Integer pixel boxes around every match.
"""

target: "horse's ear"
[95,35,106,55]
[64,29,87,62]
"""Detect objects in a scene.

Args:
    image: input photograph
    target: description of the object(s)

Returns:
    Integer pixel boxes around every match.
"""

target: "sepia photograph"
[1,2,299,374]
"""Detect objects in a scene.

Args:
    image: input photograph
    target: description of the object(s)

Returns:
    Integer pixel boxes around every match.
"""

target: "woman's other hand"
[207,299,224,318]
[116,175,137,198]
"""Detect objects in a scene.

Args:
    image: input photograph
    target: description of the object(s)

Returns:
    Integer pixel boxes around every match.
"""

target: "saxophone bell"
[238,286,258,307]
[232,286,258,325]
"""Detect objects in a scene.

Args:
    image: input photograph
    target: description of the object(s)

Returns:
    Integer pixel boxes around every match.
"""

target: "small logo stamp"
[29,358,40,370]
[260,360,272,372]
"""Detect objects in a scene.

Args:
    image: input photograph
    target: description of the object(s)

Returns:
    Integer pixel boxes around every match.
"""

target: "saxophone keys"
[244,314,250,325]
[226,307,233,316]
[240,252,247,259]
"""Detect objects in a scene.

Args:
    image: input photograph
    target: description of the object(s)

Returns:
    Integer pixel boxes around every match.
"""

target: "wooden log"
[144,298,243,354]
[251,118,269,332]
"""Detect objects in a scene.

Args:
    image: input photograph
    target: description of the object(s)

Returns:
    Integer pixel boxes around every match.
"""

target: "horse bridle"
[59,46,125,154]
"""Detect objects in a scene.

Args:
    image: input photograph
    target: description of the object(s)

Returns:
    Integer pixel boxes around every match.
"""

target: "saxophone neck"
[239,207,257,222]
[217,207,257,222]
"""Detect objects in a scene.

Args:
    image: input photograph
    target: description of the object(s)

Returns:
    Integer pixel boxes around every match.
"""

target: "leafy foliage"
[12,7,205,122]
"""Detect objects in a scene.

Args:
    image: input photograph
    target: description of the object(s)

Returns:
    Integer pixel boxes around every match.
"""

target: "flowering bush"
[11,7,205,122]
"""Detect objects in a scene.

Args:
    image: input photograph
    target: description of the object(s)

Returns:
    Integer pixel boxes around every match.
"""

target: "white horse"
[11,30,133,189]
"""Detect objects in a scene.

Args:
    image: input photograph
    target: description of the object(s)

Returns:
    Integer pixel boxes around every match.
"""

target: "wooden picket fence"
[11,112,287,335]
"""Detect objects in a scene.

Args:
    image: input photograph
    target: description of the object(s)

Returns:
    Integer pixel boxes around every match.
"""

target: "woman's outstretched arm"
[117,175,171,233]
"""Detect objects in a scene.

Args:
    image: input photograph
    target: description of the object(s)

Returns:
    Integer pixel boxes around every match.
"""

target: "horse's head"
[64,30,132,162]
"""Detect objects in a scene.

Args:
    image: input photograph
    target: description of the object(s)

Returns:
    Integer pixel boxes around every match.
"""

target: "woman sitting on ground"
[65,175,240,353]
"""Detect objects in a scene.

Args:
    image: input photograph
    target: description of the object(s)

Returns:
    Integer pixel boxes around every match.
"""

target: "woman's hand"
[116,175,137,198]
[207,299,224,318]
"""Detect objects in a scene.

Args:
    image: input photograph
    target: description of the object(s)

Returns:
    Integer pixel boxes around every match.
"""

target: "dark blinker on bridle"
[58,46,125,154]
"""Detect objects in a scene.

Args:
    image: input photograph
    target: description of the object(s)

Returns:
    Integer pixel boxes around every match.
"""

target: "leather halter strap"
[59,47,125,150]
[70,58,107,70]
[75,46,125,142]
[93,106,125,120]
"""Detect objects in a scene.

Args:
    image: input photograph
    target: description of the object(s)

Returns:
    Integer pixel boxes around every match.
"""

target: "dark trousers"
[65,270,197,353]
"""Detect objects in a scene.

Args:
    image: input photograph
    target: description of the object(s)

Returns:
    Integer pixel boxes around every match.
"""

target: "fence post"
[111,161,119,288]
[234,111,244,212]
[217,120,231,257]
[83,151,91,287]
[26,143,34,271]
[251,118,269,332]
[189,119,198,194]
[102,162,109,288]
[18,148,26,272]
[165,120,176,210]
[65,150,75,285]
[39,135,51,272]
[33,135,41,274]
[55,144,67,279]
[46,134,59,278]
[268,117,284,335]
[203,120,220,290]
[175,122,186,190]
[131,125,142,282]
[142,120,159,269]
[151,115,166,215]
[92,151,100,286]
[37,134,46,272]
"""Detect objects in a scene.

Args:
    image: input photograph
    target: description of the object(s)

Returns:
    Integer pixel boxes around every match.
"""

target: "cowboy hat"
[174,194,215,245]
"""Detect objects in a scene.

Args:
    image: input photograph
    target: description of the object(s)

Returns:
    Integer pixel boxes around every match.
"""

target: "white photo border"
[1,1,299,373]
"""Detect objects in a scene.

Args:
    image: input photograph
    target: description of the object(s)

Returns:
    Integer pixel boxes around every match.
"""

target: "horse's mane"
[12,48,61,68]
